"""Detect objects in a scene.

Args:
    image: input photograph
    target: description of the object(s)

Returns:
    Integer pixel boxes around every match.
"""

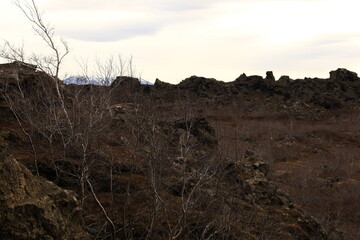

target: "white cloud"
[61,21,163,42]
[2,0,360,82]
[41,0,217,12]
[39,0,217,42]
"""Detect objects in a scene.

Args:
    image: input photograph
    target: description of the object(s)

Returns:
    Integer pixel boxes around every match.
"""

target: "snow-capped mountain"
[139,79,153,85]
[63,76,153,86]
[63,76,109,85]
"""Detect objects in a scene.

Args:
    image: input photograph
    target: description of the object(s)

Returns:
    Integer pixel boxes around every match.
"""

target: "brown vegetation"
[1,60,360,239]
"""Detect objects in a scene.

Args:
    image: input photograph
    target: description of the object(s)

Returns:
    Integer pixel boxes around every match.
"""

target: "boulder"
[265,71,275,81]
[329,68,358,82]
[0,137,88,240]
[235,73,248,82]
[278,75,291,83]
[111,76,141,88]
[174,116,218,147]
[154,78,173,89]
[253,161,270,176]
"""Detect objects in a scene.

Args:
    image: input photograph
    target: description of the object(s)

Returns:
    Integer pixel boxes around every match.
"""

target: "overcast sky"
[1,0,360,83]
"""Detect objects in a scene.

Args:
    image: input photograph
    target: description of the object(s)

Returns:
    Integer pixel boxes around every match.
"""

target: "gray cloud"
[43,0,217,42]
[61,21,163,42]
[45,0,318,12]
[291,34,360,59]
[42,0,329,42]
[44,0,217,12]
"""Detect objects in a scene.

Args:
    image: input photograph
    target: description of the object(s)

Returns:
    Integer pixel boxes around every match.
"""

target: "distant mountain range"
[63,76,153,86]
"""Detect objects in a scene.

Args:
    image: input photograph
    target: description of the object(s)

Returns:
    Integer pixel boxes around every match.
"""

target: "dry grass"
[205,103,360,239]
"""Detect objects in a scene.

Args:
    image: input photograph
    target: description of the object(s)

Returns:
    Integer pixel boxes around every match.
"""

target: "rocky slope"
[0,136,88,240]
[2,61,359,239]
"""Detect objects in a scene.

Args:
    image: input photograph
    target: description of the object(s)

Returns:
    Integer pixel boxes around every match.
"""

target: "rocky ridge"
[109,67,360,120]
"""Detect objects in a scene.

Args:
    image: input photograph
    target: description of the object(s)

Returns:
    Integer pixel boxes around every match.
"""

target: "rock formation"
[0,137,88,240]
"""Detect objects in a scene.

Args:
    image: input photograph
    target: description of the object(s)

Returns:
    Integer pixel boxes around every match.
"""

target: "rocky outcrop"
[223,151,344,240]
[0,61,37,73]
[0,137,88,240]
[265,71,276,81]
[154,78,173,89]
[110,76,140,89]
[179,75,231,97]
[329,68,358,82]
[102,65,360,118]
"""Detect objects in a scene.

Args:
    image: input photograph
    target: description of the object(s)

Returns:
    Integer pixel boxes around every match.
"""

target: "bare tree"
[12,0,69,78]
[0,1,119,236]
[1,0,72,129]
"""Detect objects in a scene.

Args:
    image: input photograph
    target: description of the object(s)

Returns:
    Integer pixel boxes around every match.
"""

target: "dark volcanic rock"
[278,75,292,84]
[223,152,344,240]
[236,73,247,81]
[111,76,141,88]
[154,78,173,89]
[0,61,37,73]
[311,93,343,109]
[330,68,358,82]
[235,74,276,94]
[266,71,275,81]
[179,76,229,97]
[109,76,142,103]
[174,116,218,147]
[0,137,88,240]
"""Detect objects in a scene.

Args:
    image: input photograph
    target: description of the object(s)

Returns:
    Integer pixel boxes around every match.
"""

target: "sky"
[1,0,360,83]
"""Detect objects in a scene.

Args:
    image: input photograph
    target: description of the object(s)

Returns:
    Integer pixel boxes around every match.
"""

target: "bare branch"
[87,177,116,240]
[12,0,69,78]
[0,40,26,62]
